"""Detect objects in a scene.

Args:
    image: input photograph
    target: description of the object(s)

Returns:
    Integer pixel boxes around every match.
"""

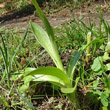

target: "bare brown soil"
[0,0,110,31]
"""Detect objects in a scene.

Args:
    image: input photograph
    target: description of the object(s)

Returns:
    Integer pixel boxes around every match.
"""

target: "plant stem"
[67,92,81,110]
[86,32,91,63]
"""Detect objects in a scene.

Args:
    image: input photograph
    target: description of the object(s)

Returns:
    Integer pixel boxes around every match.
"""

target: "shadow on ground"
[0,4,35,23]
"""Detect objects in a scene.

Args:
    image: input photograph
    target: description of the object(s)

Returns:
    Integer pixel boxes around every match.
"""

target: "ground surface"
[0,0,110,31]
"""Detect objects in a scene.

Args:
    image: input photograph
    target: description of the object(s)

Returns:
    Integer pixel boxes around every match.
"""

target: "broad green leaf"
[61,77,80,93]
[32,75,65,87]
[25,67,71,87]
[68,51,81,80]
[91,56,103,71]
[30,22,64,71]
[31,0,64,71]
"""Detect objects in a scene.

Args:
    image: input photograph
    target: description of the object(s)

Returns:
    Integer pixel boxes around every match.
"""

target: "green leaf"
[101,91,109,99]
[19,83,30,92]
[106,63,110,71]
[23,76,33,83]
[32,0,54,38]
[103,52,110,61]
[95,70,103,76]
[25,67,71,87]
[19,76,33,92]
[91,56,103,71]
[101,98,108,107]
[22,68,36,76]
[100,91,109,106]
[61,88,75,93]
[61,77,80,93]
[93,90,101,96]
[102,106,108,110]
[68,51,81,80]
[32,75,66,87]
[31,0,64,71]
[30,22,64,71]
[93,80,99,87]
[105,44,110,52]
[12,68,36,80]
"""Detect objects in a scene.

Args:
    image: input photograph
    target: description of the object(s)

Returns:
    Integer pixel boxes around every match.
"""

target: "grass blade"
[23,49,46,69]
[32,0,54,39]
[0,34,10,86]
[11,25,29,66]
[18,91,35,110]
[68,51,81,80]
[0,94,10,110]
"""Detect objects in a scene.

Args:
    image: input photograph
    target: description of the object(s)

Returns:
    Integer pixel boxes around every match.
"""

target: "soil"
[0,4,73,30]
[0,0,110,110]
[0,0,110,31]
